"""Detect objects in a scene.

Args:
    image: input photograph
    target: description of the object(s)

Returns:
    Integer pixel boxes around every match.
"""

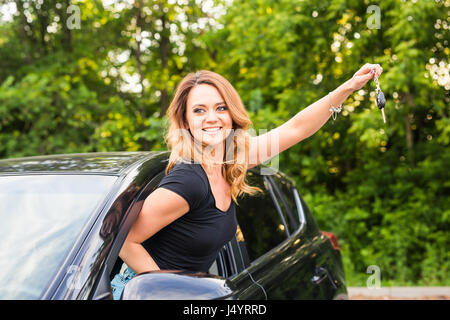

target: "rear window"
[0,174,116,299]
[235,172,288,262]
[269,174,300,233]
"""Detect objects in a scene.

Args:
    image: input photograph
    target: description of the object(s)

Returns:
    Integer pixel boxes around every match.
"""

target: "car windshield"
[0,174,117,299]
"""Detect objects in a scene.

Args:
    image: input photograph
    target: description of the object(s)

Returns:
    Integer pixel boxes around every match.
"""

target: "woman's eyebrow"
[192,102,226,108]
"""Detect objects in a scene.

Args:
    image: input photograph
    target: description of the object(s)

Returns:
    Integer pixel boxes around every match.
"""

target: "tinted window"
[0,174,116,299]
[235,171,287,261]
[271,173,322,239]
[269,174,300,233]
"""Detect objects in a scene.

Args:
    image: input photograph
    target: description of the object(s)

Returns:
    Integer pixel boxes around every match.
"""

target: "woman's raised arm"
[247,63,383,167]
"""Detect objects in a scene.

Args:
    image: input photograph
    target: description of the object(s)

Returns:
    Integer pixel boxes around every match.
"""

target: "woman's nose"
[205,109,219,122]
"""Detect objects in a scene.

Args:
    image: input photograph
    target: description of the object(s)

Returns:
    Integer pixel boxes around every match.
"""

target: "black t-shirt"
[142,161,237,273]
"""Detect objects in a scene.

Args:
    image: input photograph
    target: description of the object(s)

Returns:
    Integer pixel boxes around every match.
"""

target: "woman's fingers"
[350,63,383,91]
[355,63,383,78]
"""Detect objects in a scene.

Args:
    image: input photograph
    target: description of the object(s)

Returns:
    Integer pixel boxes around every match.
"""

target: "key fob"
[376,91,386,109]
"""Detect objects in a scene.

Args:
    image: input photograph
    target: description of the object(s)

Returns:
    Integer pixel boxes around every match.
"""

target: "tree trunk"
[56,0,73,52]
[134,0,145,104]
[15,0,34,63]
[34,1,50,55]
[159,8,169,116]
[404,94,415,167]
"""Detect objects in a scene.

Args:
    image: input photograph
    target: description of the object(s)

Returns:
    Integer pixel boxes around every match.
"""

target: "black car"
[0,151,348,300]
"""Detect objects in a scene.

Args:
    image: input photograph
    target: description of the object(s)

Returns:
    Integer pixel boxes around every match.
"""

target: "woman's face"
[185,84,233,147]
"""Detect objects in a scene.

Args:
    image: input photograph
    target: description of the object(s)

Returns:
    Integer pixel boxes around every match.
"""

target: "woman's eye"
[193,108,205,113]
[217,105,228,111]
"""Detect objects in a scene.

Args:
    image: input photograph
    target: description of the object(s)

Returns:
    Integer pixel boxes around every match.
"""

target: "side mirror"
[121,270,236,300]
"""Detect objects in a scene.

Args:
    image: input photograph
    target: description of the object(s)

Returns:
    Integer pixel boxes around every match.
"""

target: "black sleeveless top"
[142,162,237,273]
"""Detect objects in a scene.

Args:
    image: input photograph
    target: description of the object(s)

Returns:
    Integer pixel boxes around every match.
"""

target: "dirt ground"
[348,286,450,300]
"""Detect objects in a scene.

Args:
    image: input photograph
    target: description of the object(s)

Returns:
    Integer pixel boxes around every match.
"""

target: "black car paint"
[227,173,347,300]
[0,151,348,300]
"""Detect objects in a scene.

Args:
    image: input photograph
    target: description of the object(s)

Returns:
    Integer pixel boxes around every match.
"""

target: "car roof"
[0,151,169,176]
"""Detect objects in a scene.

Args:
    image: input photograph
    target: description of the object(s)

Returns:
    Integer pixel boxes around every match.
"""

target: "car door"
[271,172,342,299]
[213,235,267,299]
[234,169,337,299]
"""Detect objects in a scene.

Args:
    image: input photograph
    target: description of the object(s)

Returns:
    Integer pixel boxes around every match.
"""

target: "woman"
[111,63,383,299]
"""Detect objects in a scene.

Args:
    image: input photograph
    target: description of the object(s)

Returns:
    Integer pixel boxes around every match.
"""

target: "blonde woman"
[111,64,383,299]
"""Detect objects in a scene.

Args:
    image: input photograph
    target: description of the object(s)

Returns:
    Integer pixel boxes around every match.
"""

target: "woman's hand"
[350,63,383,91]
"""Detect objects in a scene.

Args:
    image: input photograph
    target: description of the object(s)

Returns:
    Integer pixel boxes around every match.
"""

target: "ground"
[350,294,450,300]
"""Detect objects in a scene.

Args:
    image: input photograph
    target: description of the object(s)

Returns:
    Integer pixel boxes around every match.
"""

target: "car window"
[0,174,117,299]
[270,173,322,238]
[269,174,300,233]
[235,171,288,262]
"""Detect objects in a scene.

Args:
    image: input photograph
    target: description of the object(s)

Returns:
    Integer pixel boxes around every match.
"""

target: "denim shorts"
[110,264,136,300]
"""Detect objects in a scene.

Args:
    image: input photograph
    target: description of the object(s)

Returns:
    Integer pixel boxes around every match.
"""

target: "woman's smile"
[202,126,222,133]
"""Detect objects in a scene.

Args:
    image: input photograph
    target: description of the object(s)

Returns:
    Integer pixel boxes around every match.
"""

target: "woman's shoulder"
[167,161,205,180]
[158,162,209,209]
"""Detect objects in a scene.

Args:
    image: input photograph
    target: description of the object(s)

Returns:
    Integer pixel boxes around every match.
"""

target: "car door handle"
[311,267,328,285]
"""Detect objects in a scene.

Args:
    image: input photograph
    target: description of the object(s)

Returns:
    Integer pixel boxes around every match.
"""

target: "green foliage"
[0,0,448,286]
[207,0,449,286]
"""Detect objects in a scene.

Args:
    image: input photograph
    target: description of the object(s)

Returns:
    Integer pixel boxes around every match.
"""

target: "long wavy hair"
[164,70,261,203]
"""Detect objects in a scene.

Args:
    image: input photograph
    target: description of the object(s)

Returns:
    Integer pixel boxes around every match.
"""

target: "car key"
[371,69,386,123]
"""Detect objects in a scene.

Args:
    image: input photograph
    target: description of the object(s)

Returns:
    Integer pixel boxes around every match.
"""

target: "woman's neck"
[201,141,225,177]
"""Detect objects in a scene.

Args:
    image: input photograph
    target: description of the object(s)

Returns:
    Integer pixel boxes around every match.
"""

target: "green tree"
[0,0,448,286]
[0,0,220,155]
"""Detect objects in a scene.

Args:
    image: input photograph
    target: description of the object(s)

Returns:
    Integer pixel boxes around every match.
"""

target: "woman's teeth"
[203,127,221,132]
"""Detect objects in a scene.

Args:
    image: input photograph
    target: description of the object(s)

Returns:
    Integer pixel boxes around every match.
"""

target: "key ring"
[372,69,381,94]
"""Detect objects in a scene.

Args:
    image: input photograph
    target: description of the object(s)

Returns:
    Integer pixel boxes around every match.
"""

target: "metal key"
[372,69,386,123]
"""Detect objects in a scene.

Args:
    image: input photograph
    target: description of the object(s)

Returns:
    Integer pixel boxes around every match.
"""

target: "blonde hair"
[164,70,261,203]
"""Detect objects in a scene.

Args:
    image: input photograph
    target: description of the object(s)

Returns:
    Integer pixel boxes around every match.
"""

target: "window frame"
[267,175,300,232]
[90,170,166,299]
[263,176,291,237]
